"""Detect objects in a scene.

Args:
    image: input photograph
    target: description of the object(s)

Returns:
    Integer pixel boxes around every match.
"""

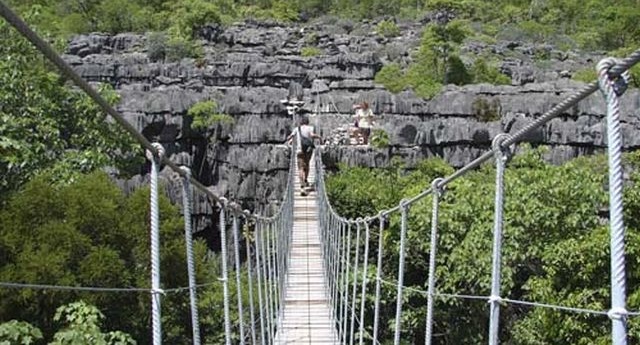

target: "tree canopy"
[325,147,640,344]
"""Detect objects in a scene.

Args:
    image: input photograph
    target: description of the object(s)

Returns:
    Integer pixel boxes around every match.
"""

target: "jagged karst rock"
[63,19,640,230]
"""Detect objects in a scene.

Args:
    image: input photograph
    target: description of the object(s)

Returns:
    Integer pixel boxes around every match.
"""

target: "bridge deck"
[275,156,339,344]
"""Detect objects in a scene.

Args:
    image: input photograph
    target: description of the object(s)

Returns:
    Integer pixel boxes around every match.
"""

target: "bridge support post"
[598,57,631,345]
[488,134,511,345]
[146,142,165,345]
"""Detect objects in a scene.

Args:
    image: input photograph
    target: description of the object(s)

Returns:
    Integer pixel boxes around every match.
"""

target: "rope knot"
[607,307,628,320]
[431,178,445,196]
[179,166,192,178]
[151,288,166,296]
[145,142,165,162]
[597,57,631,97]
[492,134,513,161]
[488,295,502,304]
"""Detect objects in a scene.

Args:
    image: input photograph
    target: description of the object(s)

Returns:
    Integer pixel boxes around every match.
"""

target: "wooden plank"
[275,157,339,344]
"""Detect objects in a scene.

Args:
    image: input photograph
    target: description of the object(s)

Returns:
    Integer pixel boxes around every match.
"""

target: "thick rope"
[425,178,444,345]
[372,214,385,344]
[488,134,510,345]
[598,57,630,345]
[342,223,353,344]
[349,221,362,345]
[232,213,245,345]
[393,201,409,345]
[218,205,232,345]
[358,221,371,345]
[147,143,164,345]
[245,227,258,345]
[180,167,201,345]
[254,222,267,345]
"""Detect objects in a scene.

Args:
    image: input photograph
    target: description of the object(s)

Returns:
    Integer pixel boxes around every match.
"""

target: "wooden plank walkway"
[274,155,339,344]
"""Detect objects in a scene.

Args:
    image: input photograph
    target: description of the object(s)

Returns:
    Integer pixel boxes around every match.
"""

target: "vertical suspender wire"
[245,220,258,345]
[393,201,410,345]
[337,222,346,341]
[219,202,232,345]
[180,167,201,345]
[147,143,164,345]
[342,222,353,344]
[259,222,273,345]
[425,179,444,345]
[598,57,630,345]
[332,217,342,330]
[488,135,510,345]
[269,220,279,339]
[255,221,267,345]
[232,212,245,345]
[265,221,275,340]
[349,220,363,345]
[324,214,332,318]
[358,220,371,345]
[372,213,385,345]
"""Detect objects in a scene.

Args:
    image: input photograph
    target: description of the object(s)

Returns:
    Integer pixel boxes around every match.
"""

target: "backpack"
[298,126,315,154]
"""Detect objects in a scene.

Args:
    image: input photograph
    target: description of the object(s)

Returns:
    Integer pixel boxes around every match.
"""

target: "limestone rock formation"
[64,19,640,228]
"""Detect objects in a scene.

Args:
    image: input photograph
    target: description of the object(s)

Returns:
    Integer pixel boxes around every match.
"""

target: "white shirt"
[354,109,375,129]
[289,125,315,153]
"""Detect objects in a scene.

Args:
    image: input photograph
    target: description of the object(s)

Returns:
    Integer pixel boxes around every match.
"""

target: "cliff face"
[63,19,640,223]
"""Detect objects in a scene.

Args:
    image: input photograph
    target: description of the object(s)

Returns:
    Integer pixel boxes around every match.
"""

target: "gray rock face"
[64,19,640,228]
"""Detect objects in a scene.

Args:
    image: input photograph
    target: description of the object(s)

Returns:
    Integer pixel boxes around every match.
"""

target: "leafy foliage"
[370,129,390,149]
[376,20,400,38]
[326,147,640,343]
[300,46,322,57]
[0,320,43,345]
[0,171,250,343]
[374,63,405,94]
[0,17,139,197]
[187,100,234,132]
[50,301,135,345]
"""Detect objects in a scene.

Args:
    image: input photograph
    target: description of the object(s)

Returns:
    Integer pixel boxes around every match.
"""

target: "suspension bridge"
[2,2,640,345]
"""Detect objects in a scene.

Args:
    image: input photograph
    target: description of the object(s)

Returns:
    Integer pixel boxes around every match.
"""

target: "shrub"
[187,100,234,132]
[370,129,390,149]
[472,97,501,122]
[471,57,511,85]
[146,32,167,62]
[376,20,400,38]
[572,68,597,84]
[301,46,322,57]
[445,55,472,85]
[374,63,406,93]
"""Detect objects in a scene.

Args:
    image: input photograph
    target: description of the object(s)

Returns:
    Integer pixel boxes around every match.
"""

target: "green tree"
[0,320,43,345]
[0,18,138,197]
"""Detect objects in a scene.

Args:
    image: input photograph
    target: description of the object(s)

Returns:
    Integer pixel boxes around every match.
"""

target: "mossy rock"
[472,97,501,122]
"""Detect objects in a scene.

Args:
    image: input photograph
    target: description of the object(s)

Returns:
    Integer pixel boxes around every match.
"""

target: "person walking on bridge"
[286,116,321,196]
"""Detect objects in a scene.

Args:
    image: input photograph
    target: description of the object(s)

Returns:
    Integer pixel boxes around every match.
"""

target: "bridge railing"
[0,3,297,345]
[314,51,640,345]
